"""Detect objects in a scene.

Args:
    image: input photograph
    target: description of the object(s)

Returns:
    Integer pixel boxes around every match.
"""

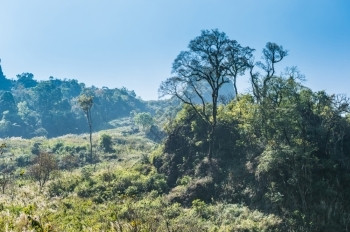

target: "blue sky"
[0,0,349,100]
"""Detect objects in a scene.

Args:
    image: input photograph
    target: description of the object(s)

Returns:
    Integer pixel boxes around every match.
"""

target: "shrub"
[99,134,114,153]
[59,154,80,170]
[15,154,32,168]
[48,176,80,197]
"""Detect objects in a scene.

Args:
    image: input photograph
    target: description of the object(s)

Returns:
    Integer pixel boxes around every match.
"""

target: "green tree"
[33,81,63,114]
[17,101,39,122]
[100,134,114,153]
[32,80,76,137]
[0,60,12,90]
[0,92,23,137]
[78,94,94,162]
[239,76,350,230]
[133,112,154,130]
[249,42,288,102]
[159,29,253,159]
[0,92,17,114]
[16,73,37,88]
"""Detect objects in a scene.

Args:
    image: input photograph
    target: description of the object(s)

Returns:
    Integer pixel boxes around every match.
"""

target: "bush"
[59,154,80,170]
[99,134,114,153]
[15,154,32,167]
[48,176,80,197]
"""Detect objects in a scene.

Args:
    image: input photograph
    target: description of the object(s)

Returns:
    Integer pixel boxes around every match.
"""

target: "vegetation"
[0,128,281,231]
[78,94,94,163]
[0,67,166,138]
[133,112,154,131]
[28,152,58,191]
[160,29,253,159]
[0,29,349,231]
[99,133,115,153]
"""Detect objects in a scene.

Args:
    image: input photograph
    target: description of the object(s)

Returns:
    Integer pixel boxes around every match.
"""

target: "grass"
[0,117,282,231]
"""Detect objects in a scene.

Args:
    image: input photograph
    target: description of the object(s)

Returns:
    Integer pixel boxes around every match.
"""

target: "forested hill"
[0,64,162,138]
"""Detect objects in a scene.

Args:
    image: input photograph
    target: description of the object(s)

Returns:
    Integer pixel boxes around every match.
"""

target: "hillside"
[0,63,178,139]
[0,119,281,231]
[1,77,350,231]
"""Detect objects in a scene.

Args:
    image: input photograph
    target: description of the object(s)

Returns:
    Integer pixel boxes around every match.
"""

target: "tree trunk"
[208,126,215,161]
[86,110,93,163]
[233,77,239,100]
[208,92,218,160]
[89,122,92,162]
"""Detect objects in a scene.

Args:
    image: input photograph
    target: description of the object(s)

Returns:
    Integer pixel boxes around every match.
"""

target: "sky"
[0,0,349,100]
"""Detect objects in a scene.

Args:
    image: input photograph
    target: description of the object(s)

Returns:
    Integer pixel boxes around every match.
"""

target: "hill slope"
[0,63,178,138]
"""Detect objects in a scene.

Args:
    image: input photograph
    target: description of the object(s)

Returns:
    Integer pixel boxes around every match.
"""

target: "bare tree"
[159,29,253,159]
[29,152,57,191]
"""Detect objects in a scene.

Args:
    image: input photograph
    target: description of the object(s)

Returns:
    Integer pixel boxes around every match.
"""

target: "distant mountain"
[0,62,161,138]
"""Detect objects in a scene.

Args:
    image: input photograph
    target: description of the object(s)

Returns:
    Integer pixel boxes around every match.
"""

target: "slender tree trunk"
[208,93,218,161]
[87,110,93,163]
[208,126,215,161]
[233,77,239,100]
[79,95,94,163]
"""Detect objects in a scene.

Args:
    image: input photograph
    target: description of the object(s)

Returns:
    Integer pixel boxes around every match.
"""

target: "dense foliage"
[0,68,157,138]
[156,76,350,231]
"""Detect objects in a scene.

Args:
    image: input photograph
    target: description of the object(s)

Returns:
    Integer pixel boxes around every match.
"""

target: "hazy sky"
[0,0,349,100]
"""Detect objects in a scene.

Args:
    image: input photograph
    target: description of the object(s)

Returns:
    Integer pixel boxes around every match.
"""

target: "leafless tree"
[29,152,57,191]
